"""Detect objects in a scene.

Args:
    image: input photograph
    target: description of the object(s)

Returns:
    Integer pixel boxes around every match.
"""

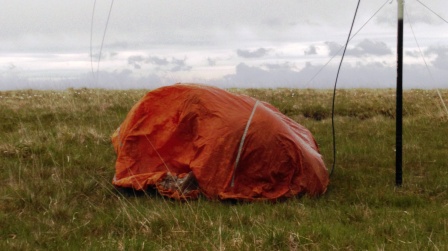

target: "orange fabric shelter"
[112,84,329,201]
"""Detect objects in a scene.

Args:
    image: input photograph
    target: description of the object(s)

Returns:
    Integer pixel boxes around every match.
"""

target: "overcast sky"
[1,0,447,90]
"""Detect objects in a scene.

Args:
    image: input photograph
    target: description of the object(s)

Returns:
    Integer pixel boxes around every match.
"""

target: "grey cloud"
[325,40,392,57]
[263,18,283,27]
[237,48,269,58]
[211,60,446,89]
[127,55,192,72]
[426,46,448,70]
[263,62,296,71]
[170,58,192,72]
[221,63,296,87]
[348,39,392,56]
[207,57,216,66]
[109,52,118,58]
[406,50,420,58]
[304,45,317,55]
[91,51,119,61]
[402,63,448,88]
[2,60,447,91]
[0,69,165,91]
[131,64,141,70]
[87,69,165,89]
[325,41,342,56]
[217,63,310,88]
[128,55,145,69]
[147,56,170,66]
[7,63,16,70]
[128,55,145,62]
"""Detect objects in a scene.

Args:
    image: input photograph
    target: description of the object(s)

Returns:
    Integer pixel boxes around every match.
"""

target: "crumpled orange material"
[112,84,329,201]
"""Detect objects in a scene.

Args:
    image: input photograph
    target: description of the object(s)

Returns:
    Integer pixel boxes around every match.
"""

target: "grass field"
[1,87,447,250]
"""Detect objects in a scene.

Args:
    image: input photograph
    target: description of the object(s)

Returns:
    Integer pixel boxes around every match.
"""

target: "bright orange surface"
[112,84,329,201]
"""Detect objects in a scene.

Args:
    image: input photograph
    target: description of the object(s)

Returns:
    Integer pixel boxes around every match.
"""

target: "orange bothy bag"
[112,84,329,201]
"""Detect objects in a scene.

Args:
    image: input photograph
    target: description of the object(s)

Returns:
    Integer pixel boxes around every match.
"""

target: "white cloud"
[1,0,447,90]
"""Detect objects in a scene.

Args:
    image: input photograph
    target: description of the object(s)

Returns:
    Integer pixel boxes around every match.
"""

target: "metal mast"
[396,0,404,186]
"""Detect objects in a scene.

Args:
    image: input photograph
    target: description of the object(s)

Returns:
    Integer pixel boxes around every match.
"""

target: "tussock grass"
[1,88,447,250]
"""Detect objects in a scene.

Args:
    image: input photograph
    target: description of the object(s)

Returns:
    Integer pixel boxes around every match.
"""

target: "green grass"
[1,87,447,250]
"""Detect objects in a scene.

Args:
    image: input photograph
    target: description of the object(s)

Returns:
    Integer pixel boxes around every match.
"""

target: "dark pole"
[396,0,404,186]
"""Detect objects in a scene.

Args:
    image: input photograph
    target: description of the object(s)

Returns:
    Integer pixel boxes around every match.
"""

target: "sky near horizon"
[1,0,447,90]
